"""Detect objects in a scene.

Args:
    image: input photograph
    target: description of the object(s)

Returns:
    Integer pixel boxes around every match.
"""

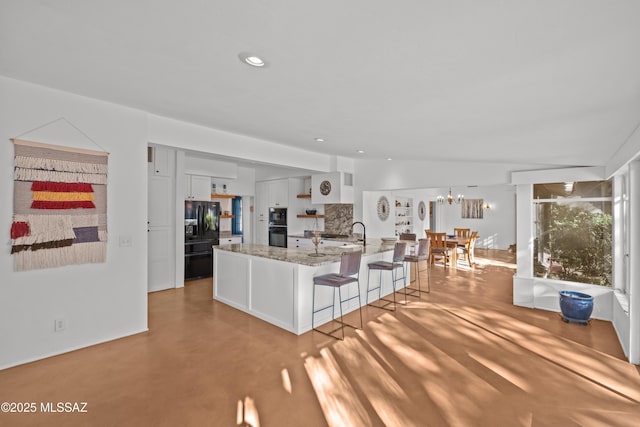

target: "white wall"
[147,114,333,173]
[216,166,256,197]
[362,191,395,238]
[0,76,148,369]
[437,184,516,250]
[362,185,515,249]
[352,158,548,223]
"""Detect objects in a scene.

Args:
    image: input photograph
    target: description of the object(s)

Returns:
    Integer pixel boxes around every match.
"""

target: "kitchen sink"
[320,233,350,238]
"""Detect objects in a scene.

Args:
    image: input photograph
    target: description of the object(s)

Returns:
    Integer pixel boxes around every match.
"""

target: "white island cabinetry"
[213,241,397,334]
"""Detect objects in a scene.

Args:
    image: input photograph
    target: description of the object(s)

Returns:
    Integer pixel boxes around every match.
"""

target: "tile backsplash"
[324,204,353,235]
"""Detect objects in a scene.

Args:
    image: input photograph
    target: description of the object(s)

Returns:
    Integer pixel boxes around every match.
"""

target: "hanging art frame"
[10,138,109,271]
[461,198,484,219]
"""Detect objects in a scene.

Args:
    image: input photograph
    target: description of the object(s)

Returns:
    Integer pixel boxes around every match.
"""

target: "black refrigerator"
[184,201,220,280]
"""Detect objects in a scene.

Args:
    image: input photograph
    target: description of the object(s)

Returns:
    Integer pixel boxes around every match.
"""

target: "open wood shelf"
[296,194,311,199]
[211,194,235,198]
[220,214,235,219]
[297,214,324,218]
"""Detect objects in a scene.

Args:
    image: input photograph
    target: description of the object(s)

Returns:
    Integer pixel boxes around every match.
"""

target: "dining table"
[402,234,474,269]
[444,235,471,268]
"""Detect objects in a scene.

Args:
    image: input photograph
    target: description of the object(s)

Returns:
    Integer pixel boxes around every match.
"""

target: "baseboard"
[0,327,149,371]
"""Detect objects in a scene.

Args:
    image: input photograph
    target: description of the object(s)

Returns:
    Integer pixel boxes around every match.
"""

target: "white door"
[148,146,176,292]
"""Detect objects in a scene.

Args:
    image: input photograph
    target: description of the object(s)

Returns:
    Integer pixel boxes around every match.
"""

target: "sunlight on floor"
[304,348,371,427]
[474,256,517,269]
[236,396,260,427]
[298,250,640,425]
[333,336,420,426]
[281,368,292,394]
[304,294,640,425]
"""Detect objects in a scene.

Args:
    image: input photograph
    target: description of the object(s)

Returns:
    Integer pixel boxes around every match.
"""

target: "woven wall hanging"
[10,138,108,271]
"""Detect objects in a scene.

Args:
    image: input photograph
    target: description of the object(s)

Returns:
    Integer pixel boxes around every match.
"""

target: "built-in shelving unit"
[395,196,413,235]
[212,194,236,235]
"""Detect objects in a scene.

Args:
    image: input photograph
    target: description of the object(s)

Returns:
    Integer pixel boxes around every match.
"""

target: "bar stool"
[311,251,363,340]
[366,241,407,311]
[399,233,416,242]
[404,238,430,295]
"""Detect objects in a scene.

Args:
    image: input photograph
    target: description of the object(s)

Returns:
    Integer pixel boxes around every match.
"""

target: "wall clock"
[319,180,332,196]
[377,196,390,221]
[418,201,426,221]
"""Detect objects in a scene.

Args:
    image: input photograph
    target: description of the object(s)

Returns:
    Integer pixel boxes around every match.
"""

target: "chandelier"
[437,188,464,205]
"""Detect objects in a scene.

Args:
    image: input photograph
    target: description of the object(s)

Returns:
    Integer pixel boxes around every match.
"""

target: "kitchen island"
[213,238,401,334]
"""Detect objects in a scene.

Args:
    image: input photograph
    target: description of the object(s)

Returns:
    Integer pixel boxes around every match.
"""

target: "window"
[533,180,612,286]
[232,196,242,235]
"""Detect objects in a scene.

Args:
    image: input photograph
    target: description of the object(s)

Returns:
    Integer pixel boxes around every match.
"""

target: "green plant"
[205,213,217,231]
[543,203,612,286]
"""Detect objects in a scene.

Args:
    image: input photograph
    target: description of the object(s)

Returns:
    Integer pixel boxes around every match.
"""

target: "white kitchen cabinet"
[287,236,359,248]
[288,237,315,248]
[320,239,358,248]
[150,145,171,176]
[255,181,269,245]
[255,179,290,246]
[267,179,289,207]
[185,174,212,201]
[218,236,242,245]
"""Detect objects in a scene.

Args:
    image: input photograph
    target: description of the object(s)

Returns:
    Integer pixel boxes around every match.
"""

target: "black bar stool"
[311,251,363,340]
[366,241,407,311]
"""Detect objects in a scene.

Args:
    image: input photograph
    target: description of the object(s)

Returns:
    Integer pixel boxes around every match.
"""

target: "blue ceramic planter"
[559,291,593,325]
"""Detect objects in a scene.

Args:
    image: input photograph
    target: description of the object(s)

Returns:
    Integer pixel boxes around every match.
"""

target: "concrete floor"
[1,249,639,426]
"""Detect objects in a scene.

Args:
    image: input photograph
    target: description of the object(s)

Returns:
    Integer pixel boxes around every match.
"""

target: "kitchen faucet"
[351,221,366,246]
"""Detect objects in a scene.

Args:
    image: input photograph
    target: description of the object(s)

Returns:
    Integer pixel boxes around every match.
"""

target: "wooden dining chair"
[454,228,470,237]
[457,231,478,266]
[454,228,471,248]
[428,232,451,267]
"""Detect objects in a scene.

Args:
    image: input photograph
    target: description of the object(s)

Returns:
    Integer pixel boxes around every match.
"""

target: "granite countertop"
[213,238,394,266]
[288,234,355,241]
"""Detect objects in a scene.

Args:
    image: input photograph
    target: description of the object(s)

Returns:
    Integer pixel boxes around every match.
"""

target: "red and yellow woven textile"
[11,139,108,271]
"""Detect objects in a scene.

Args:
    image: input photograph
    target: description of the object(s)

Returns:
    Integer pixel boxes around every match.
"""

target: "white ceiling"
[2,1,639,168]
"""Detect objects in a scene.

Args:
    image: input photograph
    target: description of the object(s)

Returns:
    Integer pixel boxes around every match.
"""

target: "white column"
[628,162,640,364]
[513,184,534,306]
[612,175,625,291]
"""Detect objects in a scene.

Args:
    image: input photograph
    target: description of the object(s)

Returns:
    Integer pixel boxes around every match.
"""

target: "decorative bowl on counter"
[305,209,317,215]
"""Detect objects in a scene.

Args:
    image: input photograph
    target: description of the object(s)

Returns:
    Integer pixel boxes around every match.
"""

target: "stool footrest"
[367,297,396,311]
[405,286,422,297]
[313,318,360,340]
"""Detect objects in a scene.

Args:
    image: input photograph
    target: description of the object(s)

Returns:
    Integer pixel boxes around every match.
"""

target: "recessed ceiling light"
[356,150,365,154]
[387,157,392,161]
[314,138,325,143]
[238,53,266,67]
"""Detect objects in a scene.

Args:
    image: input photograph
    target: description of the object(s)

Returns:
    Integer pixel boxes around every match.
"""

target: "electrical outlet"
[119,235,132,247]
[54,318,66,332]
